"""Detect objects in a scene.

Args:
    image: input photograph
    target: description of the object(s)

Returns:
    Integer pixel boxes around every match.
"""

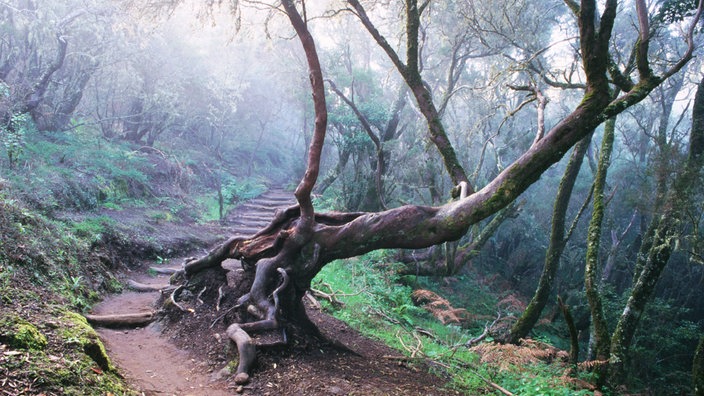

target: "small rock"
[212,365,232,381]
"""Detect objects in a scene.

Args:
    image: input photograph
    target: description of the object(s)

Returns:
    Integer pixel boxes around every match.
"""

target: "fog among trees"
[2,0,704,394]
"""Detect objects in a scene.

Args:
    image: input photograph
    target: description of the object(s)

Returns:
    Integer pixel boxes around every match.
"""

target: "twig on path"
[216,285,225,312]
[396,330,424,358]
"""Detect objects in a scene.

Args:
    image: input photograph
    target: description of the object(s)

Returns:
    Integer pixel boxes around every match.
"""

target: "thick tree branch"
[283,0,327,230]
[634,0,652,79]
[346,0,472,192]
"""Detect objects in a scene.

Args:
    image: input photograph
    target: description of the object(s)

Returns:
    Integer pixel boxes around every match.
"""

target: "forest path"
[90,189,296,395]
[90,189,459,395]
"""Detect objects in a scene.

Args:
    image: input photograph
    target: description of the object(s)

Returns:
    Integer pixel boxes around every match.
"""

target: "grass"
[312,252,594,395]
[196,176,268,223]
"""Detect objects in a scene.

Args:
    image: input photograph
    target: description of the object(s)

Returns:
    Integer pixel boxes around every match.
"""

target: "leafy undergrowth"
[0,196,138,395]
[311,251,596,395]
[7,128,270,226]
[0,125,276,394]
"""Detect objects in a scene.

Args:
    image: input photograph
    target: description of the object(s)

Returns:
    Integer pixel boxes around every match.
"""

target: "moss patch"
[0,309,136,395]
[59,310,113,372]
[0,197,138,395]
[0,315,47,350]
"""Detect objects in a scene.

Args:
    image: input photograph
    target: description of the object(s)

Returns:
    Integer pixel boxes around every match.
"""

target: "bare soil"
[90,191,462,395]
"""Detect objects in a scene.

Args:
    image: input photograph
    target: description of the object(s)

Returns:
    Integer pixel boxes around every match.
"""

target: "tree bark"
[507,135,591,343]
[695,335,704,396]
[608,72,704,385]
[286,1,326,230]
[558,296,580,364]
[584,115,616,382]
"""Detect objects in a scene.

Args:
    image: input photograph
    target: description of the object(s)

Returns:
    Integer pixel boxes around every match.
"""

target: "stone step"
[225,189,296,234]
[239,203,288,212]
[246,199,294,208]
[236,213,274,220]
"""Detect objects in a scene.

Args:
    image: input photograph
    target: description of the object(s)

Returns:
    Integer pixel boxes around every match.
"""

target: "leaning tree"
[161,0,703,385]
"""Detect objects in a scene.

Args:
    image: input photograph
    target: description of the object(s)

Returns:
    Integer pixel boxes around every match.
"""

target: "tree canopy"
[1,0,704,393]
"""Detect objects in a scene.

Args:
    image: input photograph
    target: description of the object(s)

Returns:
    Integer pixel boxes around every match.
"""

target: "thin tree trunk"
[347,0,471,191]
[608,73,704,385]
[316,147,350,195]
[327,79,386,210]
[558,296,580,364]
[695,335,704,396]
[585,116,616,383]
[284,0,326,230]
[507,135,591,343]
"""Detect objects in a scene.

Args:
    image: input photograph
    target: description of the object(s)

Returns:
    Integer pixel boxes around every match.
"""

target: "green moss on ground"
[0,197,138,395]
[60,310,114,372]
[0,315,48,350]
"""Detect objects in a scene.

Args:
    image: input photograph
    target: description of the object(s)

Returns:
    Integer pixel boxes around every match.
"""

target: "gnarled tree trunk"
[167,0,701,385]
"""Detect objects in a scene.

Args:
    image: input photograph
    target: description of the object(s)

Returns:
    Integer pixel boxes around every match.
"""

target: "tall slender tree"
[508,135,592,343]
[608,71,704,384]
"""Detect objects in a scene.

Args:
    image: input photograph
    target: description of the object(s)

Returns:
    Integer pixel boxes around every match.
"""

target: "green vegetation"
[0,308,134,395]
[0,196,137,394]
[0,0,701,393]
[0,316,47,350]
[0,107,275,393]
[59,311,114,372]
[223,176,268,204]
[197,175,268,222]
[312,252,592,395]
[0,112,33,167]
[71,216,116,240]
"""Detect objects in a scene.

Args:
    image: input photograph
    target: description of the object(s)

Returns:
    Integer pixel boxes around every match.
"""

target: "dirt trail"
[91,190,459,395]
[91,273,235,395]
[91,190,295,395]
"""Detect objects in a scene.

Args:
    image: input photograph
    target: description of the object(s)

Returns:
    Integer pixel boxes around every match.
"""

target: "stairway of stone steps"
[223,188,296,235]
[87,188,298,394]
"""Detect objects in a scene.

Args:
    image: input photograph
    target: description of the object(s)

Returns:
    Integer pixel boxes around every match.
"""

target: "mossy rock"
[59,310,113,371]
[0,315,48,350]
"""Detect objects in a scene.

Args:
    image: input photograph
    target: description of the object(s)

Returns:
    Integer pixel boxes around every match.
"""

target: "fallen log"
[127,279,171,292]
[149,266,179,275]
[84,312,155,328]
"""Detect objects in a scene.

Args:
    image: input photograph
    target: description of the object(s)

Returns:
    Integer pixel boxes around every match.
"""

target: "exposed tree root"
[84,312,155,328]
[223,267,290,384]
[126,279,172,292]
[166,284,190,312]
[225,323,256,385]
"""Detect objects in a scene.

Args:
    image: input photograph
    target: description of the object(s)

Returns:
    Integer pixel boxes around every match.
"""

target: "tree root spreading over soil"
[87,190,460,395]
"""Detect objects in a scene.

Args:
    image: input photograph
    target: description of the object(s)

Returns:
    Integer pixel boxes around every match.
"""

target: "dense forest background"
[1,0,704,394]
